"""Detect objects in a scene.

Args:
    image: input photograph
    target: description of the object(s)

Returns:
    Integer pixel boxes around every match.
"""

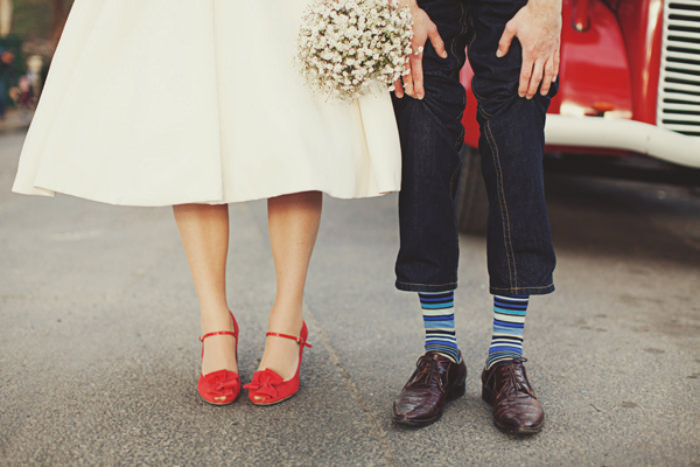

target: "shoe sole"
[392,380,466,428]
[482,386,544,435]
[492,415,544,435]
[496,423,544,435]
[248,392,297,406]
[198,392,239,406]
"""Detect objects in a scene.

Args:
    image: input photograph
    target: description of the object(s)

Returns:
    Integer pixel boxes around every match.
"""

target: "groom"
[391,0,561,433]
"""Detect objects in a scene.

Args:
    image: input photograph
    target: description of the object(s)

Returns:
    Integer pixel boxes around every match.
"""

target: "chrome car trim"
[657,0,700,137]
[545,115,700,168]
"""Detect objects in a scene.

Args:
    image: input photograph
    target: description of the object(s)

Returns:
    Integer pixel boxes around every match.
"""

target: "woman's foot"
[198,310,240,405]
[201,334,238,375]
[256,325,304,381]
[244,313,311,405]
[200,309,238,375]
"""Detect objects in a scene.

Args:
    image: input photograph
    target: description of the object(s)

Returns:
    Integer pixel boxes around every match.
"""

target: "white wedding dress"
[12,1,401,206]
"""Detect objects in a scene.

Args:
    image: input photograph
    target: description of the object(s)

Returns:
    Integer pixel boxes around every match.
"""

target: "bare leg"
[173,203,237,375]
[257,191,322,383]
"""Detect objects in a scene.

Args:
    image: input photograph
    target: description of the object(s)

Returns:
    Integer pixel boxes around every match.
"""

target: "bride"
[12,1,401,406]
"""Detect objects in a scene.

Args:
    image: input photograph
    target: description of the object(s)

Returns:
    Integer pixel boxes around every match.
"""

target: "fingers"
[539,57,556,96]
[402,52,415,97]
[401,38,422,99]
[518,55,534,98]
[398,8,446,100]
[409,50,425,99]
[402,71,415,98]
[526,60,544,99]
[394,78,404,98]
[497,21,516,58]
[428,25,447,59]
[410,20,445,99]
[499,7,562,98]
[394,60,410,98]
[543,43,562,95]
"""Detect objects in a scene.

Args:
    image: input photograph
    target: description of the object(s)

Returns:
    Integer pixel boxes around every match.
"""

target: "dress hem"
[11,183,400,207]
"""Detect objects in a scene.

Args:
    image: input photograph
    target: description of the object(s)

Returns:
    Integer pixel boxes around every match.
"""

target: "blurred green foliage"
[12,0,73,39]
[0,0,73,99]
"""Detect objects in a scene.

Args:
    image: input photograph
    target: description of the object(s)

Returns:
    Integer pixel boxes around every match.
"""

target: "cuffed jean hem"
[489,283,555,297]
[395,280,459,293]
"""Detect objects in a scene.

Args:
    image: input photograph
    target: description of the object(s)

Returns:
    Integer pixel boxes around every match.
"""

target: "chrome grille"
[657,0,700,136]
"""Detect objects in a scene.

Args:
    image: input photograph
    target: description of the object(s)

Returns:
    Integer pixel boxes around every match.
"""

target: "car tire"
[456,147,488,235]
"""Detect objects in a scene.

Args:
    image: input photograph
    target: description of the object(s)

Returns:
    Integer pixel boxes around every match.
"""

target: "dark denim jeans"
[392,0,556,296]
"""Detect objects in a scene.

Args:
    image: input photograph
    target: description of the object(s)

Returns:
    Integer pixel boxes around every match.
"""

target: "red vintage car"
[457,0,700,232]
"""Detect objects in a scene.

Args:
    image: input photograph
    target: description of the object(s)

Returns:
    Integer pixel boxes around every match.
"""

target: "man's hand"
[394,0,447,100]
[497,0,562,99]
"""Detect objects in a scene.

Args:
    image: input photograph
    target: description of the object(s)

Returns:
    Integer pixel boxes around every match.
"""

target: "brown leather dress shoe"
[481,358,544,434]
[392,352,467,427]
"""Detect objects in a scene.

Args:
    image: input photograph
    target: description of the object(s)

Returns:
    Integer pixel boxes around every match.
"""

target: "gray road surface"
[1,131,699,466]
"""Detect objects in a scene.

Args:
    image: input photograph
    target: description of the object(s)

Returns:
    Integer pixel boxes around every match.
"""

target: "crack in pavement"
[304,302,399,467]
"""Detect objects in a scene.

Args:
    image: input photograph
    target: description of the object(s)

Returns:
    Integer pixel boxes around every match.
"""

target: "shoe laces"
[494,358,536,400]
[412,355,445,390]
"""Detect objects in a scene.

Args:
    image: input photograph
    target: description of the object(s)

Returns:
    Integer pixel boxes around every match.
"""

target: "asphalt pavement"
[1,128,699,466]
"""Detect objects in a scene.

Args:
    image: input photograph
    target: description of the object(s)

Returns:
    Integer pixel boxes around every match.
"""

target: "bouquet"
[297,0,414,101]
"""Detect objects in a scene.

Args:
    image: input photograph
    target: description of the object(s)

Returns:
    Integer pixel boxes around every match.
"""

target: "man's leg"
[487,294,529,368]
[468,0,557,434]
[391,0,470,428]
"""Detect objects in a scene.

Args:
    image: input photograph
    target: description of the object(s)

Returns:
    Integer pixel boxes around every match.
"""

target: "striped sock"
[487,294,529,369]
[420,290,460,363]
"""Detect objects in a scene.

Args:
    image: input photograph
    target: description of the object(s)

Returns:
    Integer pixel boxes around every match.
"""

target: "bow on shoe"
[202,370,240,397]
[215,378,240,396]
[244,369,284,400]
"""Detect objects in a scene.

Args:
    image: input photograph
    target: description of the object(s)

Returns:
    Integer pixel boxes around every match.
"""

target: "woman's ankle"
[201,335,238,375]
[200,304,234,333]
[267,302,304,334]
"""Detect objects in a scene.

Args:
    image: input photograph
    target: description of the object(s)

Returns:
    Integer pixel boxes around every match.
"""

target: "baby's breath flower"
[297,0,414,101]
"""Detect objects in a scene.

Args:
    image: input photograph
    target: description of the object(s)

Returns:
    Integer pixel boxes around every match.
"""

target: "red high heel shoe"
[243,322,312,406]
[197,311,240,405]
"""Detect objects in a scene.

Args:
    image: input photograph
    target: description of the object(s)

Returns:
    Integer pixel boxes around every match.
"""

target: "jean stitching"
[490,284,554,292]
[460,0,471,36]
[466,11,496,122]
[484,121,518,289]
[473,89,493,119]
[477,104,492,120]
[446,53,467,137]
[450,1,470,58]
[397,280,458,287]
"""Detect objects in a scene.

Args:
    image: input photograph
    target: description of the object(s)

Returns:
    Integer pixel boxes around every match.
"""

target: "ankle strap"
[266,331,312,348]
[199,330,236,342]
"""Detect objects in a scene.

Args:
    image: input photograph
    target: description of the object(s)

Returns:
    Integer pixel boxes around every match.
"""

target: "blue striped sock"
[420,290,460,363]
[486,294,529,369]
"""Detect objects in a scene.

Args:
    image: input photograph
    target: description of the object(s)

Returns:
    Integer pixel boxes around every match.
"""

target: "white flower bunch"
[297,0,414,101]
